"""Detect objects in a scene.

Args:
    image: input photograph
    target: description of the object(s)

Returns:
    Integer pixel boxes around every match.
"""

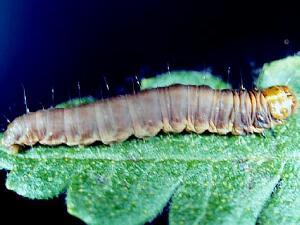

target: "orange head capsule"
[262,85,297,121]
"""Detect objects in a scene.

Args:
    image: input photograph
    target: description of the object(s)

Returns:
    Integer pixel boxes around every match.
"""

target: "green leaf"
[141,70,231,90]
[55,96,96,108]
[256,55,300,97]
[0,57,300,225]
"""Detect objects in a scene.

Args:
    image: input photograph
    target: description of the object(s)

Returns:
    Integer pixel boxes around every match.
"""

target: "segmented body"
[2,84,297,152]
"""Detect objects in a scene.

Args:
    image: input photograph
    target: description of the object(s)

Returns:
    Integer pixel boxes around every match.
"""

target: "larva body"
[2,85,297,153]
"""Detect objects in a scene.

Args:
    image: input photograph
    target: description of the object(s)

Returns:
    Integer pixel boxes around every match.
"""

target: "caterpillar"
[2,84,297,153]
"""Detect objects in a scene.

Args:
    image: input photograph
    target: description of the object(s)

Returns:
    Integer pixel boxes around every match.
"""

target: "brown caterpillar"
[2,84,297,153]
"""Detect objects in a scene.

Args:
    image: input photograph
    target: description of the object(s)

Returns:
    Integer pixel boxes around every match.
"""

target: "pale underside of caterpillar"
[2,84,297,153]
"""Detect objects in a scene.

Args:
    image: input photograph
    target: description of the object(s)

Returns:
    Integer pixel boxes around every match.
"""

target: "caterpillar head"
[262,85,297,120]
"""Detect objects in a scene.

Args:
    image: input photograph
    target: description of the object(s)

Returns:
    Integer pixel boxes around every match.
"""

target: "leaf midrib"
[5,154,300,163]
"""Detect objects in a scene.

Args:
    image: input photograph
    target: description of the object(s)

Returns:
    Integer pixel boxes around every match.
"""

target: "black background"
[0,0,299,224]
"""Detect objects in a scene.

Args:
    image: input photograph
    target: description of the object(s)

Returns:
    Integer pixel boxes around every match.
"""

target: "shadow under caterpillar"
[2,84,297,153]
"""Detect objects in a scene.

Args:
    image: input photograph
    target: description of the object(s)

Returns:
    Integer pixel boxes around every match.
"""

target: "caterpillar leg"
[9,144,22,154]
